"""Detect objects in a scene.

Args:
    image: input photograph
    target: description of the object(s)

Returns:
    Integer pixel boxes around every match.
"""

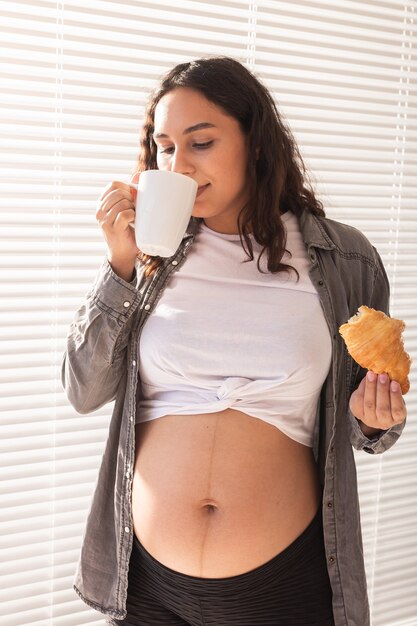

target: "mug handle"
[129,171,140,202]
[127,175,139,228]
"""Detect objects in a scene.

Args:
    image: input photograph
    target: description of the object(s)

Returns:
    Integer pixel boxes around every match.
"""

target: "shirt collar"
[297,211,335,251]
[185,212,336,251]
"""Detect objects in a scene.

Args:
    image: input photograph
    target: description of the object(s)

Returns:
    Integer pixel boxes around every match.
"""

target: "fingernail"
[367,371,376,382]
[391,381,400,393]
[379,373,388,384]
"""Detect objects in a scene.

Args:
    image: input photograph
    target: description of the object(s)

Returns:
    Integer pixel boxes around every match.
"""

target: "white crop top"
[137,211,332,447]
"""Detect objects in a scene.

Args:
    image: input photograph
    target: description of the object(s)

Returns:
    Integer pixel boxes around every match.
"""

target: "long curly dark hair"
[133,56,324,277]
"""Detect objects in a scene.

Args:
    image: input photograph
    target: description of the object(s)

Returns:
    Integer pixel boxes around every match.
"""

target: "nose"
[170,147,195,176]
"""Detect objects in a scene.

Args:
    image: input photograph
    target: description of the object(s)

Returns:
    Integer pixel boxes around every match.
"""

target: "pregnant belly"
[132,409,321,578]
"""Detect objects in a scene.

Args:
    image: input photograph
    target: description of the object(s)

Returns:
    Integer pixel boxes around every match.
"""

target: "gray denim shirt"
[62,211,405,625]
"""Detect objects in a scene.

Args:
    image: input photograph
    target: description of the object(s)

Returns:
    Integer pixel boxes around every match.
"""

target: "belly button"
[200,498,219,513]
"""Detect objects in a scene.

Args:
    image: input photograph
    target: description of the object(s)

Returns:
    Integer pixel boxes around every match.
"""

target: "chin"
[191,205,212,218]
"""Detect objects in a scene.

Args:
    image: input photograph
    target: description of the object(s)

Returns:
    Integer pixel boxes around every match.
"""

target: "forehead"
[153,87,233,131]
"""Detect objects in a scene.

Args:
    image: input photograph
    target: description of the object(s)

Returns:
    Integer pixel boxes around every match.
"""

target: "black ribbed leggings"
[108,509,335,626]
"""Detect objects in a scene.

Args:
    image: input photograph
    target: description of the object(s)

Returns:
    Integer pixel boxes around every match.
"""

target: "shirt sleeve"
[61,259,142,414]
[348,408,406,454]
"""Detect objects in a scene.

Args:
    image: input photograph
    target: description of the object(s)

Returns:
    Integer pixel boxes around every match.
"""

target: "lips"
[196,184,210,197]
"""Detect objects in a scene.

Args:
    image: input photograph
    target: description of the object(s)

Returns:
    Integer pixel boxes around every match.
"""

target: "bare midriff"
[132,408,321,578]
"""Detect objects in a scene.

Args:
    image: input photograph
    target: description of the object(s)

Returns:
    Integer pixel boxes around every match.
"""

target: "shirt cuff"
[89,260,141,319]
[348,408,406,454]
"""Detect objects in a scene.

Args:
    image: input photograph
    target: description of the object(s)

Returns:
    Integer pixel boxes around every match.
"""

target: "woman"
[62,57,406,626]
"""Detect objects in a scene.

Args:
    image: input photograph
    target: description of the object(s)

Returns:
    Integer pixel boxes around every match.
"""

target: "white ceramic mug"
[132,170,198,257]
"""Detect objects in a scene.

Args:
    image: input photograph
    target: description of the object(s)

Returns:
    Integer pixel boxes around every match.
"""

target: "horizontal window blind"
[0,1,415,624]
[256,4,417,626]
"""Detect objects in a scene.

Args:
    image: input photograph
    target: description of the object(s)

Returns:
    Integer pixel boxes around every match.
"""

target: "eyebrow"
[153,122,216,139]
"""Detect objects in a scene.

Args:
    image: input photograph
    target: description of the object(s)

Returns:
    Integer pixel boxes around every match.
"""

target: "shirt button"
[124,526,130,533]
[126,470,131,479]
[123,301,131,308]
[132,360,136,367]
[327,501,333,508]
[318,280,324,286]
[171,260,178,266]
[328,555,336,564]
[130,415,134,422]
[144,304,151,311]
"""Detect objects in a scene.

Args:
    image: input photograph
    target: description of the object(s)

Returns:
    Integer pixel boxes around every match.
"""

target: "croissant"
[339,306,411,394]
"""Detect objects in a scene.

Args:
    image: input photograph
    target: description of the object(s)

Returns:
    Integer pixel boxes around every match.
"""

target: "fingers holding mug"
[95,180,139,281]
[96,182,135,224]
[99,195,135,231]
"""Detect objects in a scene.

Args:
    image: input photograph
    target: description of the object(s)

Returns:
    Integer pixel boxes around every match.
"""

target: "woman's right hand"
[96,174,140,281]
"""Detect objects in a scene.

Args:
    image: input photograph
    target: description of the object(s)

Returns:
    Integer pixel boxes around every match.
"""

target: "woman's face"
[153,87,250,234]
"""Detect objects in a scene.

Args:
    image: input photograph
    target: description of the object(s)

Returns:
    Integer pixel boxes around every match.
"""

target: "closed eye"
[158,146,174,155]
[157,141,214,154]
[193,140,214,149]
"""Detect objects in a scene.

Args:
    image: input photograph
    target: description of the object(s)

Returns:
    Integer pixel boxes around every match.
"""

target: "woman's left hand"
[349,371,407,434]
